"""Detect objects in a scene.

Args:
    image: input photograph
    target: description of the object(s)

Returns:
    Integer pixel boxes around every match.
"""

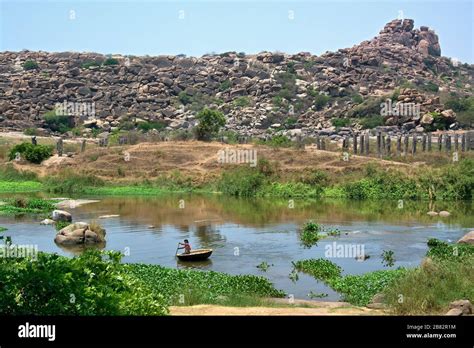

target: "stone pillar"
[403,135,409,156]
[422,134,427,152]
[31,136,37,146]
[81,139,86,152]
[365,133,370,155]
[359,134,364,155]
[454,134,459,151]
[461,133,466,152]
[316,135,321,150]
[427,133,432,151]
[412,134,417,155]
[386,136,391,155]
[57,138,63,157]
[396,135,402,156]
[353,133,358,154]
[438,134,442,151]
[321,137,326,150]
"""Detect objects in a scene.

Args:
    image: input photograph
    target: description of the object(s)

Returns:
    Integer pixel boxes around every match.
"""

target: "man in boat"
[178,239,191,254]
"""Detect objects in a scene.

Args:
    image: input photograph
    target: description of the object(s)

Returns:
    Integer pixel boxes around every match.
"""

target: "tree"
[195,108,226,141]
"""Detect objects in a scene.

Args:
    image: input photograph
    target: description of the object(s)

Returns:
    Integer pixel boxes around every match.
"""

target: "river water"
[1,194,472,300]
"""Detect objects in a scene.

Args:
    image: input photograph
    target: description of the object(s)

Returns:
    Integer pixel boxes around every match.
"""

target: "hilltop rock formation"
[0,19,472,139]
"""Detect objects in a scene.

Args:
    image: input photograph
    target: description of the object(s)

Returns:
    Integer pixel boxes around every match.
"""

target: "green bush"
[8,143,53,164]
[360,115,384,129]
[219,80,232,91]
[43,110,72,133]
[233,96,251,108]
[44,171,105,194]
[352,94,364,104]
[22,60,38,70]
[81,60,103,69]
[331,118,351,128]
[178,91,191,105]
[314,93,330,111]
[24,127,38,136]
[195,108,226,141]
[103,58,119,66]
[217,167,265,197]
[0,250,168,315]
[137,121,166,132]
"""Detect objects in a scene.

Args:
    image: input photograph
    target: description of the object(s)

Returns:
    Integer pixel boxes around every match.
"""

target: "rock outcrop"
[0,19,472,139]
[54,222,106,245]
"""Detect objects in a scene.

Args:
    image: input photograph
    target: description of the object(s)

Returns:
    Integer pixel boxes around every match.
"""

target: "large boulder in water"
[457,231,474,245]
[54,222,106,245]
[52,209,72,222]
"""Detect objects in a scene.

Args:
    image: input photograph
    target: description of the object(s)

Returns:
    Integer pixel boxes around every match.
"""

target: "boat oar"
[175,242,180,256]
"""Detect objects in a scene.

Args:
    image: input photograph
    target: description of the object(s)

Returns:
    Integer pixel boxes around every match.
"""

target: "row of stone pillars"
[339,132,472,156]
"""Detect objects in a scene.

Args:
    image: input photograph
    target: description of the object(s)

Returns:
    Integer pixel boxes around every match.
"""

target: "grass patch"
[383,239,474,314]
[0,197,55,215]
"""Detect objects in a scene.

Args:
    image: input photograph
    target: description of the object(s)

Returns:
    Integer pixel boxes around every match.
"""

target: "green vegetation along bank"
[1,158,473,202]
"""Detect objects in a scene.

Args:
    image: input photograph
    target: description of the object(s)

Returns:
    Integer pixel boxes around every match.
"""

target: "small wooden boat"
[176,249,213,261]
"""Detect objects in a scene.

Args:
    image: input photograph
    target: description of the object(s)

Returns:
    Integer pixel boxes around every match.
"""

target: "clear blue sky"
[1,0,473,63]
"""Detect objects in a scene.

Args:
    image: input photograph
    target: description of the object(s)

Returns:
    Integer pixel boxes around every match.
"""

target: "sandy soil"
[7,140,414,183]
[169,300,384,316]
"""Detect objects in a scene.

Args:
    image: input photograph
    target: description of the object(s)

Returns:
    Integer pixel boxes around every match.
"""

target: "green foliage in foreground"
[426,238,474,262]
[383,239,474,314]
[329,269,406,306]
[8,143,53,164]
[0,197,55,215]
[123,263,285,305]
[0,250,168,315]
[295,257,406,306]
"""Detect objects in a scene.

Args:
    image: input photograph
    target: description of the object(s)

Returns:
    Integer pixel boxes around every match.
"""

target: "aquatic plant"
[299,221,321,248]
[381,250,395,267]
[294,258,342,281]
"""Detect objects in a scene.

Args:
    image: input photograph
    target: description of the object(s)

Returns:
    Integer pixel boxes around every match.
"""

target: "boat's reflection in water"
[176,259,213,270]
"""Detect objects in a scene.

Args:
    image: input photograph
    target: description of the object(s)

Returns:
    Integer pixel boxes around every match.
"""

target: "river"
[1,193,472,300]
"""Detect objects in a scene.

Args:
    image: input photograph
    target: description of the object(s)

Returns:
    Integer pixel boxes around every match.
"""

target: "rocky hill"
[0,19,472,139]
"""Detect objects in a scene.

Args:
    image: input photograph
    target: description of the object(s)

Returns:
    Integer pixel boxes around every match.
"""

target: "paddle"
[175,242,180,256]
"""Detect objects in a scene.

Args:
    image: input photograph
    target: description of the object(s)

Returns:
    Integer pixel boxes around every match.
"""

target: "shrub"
[219,80,232,91]
[0,250,168,315]
[137,121,166,132]
[24,127,38,136]
[43,110,73,133]
[360,115,384,129]
[22,60,38,70]
[195,108,226,141]
[8,143,53,164]
[217,167,265,197]
[233,96,251,108]
[178,91,191,105]
[314,93,330,111]
[44,171,105,194]
[331,118,351,128]
[352,94,364,104]
[103,58,119,66]
[81,60,103,69]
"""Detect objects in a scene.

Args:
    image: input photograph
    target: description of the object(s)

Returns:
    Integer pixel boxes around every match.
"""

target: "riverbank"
[1,146,473,201]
